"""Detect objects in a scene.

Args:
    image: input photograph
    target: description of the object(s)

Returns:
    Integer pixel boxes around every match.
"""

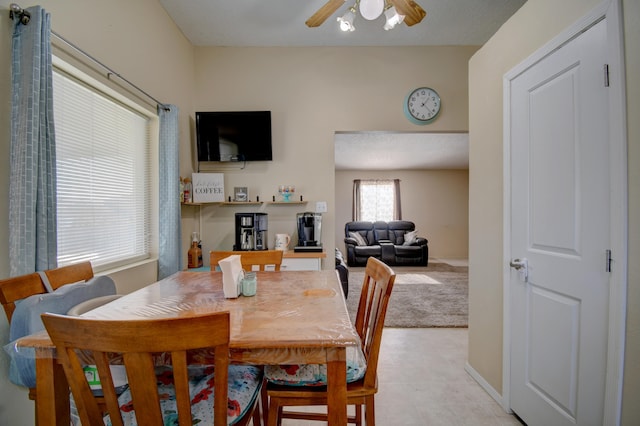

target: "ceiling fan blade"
[306,0,348,27]
[388,0,427,26]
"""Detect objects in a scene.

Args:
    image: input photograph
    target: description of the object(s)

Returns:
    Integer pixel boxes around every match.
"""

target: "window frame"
[52,56,159,273]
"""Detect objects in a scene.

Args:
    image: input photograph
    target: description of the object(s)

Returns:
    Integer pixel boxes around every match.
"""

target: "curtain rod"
[9,3,170,112]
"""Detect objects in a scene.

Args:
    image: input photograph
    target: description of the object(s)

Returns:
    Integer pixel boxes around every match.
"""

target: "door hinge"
[606,249,612,272]
[604,64,610,87]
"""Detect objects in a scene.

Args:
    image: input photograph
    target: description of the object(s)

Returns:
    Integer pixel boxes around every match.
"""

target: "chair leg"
[252,399,262,426]
[266,396,281,426]
[364,396,375,426]
[355,403,362,426]
[260,379,269,426]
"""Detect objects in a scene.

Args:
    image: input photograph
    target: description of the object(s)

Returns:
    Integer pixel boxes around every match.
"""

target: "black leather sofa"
[344,221,428,267]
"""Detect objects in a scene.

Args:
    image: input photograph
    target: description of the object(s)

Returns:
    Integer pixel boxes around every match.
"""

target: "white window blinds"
[52,69,151,269]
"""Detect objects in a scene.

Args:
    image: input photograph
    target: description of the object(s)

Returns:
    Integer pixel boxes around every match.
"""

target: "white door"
[508,18,610,425]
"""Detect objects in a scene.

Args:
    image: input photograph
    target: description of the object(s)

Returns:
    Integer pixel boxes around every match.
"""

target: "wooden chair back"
[44,261,94,291]
[210,250,284,271]
[41,311,232,426]
[265,256,396,425]
[354,256,396,388]
[0,273,47,322]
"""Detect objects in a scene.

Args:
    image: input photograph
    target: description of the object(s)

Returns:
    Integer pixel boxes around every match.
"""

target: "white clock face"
[406,87,441,123]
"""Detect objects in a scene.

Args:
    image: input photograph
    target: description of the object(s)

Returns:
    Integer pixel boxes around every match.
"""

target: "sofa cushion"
[349,231,367,246]
[403,230,418,245]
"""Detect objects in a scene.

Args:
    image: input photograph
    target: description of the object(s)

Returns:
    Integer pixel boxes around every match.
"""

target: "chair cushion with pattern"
[104,364,262,426]
[263,345,366,386]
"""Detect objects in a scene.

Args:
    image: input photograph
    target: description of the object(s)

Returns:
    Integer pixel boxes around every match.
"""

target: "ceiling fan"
[306,0,427,29]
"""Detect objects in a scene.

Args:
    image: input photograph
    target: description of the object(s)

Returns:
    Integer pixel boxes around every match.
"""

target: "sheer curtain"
[9,6,57,276]
[157,105,181,279]
[352,179,402,221]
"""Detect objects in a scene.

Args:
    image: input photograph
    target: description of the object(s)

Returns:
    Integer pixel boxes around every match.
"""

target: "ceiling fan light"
[383,6,405,30]
[359,0,384,20]
[337,7,356,32]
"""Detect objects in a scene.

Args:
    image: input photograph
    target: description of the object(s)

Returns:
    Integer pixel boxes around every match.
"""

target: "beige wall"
[0,0,195,423]
[191,46,476,263]
[335,169,469,259]
[468,0,639,422]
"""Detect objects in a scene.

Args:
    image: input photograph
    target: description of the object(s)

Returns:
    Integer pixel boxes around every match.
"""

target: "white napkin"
[218,255,243,298]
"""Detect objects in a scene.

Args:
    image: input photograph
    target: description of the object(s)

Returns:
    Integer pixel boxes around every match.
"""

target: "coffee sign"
[192,173,224,203]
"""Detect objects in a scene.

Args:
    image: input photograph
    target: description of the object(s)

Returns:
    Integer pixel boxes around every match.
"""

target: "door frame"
[501,1,628,424]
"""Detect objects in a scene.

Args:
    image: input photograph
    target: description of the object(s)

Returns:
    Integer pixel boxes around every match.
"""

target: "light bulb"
[383,6,405,30]
[359,0,384,20]
[337,8,356,32]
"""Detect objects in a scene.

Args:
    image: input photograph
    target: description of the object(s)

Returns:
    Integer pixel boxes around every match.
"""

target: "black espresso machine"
[234,213,268,250]
[294,212,322,252]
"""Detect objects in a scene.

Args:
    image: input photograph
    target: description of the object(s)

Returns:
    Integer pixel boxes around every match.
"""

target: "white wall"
[468,0,639,422]
[191,46,476,265]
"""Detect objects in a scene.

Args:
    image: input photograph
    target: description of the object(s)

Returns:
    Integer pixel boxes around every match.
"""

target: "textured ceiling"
[334,132,468,170]
[159,0,526,47]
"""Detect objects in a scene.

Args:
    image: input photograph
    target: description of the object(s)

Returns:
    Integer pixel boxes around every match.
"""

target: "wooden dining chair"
[210,250,284,271]
[264,257,396,426]
[0,261,99,408]
[0,272,48,323]
[41,311,263,426]
[43,260,94,291]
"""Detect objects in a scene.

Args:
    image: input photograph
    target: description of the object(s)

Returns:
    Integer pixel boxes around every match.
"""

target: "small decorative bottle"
[183,178,192,203]
[187,232,203,268]
[179,177,184,203]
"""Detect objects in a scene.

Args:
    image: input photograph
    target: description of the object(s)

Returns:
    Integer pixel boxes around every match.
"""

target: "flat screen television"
[196,111,272,162]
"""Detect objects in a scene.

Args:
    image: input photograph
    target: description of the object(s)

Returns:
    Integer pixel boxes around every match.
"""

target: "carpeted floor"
[345,261,468,328]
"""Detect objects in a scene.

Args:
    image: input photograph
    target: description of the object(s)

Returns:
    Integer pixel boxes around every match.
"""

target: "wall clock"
[404,87,441,125]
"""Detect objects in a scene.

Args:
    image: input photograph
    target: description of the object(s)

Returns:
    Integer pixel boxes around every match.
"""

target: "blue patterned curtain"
[9,6,57,276]
[158,105,181,279]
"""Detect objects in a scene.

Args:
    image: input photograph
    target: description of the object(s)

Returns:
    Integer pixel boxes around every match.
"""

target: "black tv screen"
[196,111,272,162]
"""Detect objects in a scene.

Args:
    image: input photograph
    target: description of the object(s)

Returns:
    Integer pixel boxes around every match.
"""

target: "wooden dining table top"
[18,269,360,362]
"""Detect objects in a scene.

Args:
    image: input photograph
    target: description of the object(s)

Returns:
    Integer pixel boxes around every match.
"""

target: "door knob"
[509,258,528,282]
[510,258,526,270]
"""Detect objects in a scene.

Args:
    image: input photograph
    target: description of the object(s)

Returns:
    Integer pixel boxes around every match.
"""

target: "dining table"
[15,269,360,426]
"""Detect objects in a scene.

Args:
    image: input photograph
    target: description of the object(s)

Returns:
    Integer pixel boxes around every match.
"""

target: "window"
[353,179,402,222]
[52,63,152,270]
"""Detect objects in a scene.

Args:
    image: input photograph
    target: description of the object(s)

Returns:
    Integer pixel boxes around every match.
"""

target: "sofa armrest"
[414,237,428,246]
[344,237,359,246]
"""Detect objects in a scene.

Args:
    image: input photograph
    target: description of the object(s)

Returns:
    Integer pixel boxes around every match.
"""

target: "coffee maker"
[294,212,322,252]
[234,213,268,250]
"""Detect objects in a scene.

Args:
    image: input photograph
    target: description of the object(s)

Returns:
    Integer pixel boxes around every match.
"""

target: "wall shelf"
[220,201,263,206]
[182,201,307,207]
[267,201,307,205]
[181,201,263,206]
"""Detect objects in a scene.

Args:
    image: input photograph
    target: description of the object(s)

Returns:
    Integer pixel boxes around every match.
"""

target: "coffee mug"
[274,234,290,251]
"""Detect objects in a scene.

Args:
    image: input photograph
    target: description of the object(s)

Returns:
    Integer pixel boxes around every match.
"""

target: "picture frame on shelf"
[234,187,248,202]
[192,173,225,203]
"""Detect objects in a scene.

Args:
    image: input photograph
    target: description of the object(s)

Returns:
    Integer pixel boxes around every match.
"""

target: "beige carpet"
[345,261,468,328]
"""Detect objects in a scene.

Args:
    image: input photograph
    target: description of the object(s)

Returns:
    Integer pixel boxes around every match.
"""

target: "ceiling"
[159,0,526,47]
[334,132,468,170]
[159,0,524,170]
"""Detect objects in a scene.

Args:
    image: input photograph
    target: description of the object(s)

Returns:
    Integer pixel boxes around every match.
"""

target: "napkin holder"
[218,255,243,298]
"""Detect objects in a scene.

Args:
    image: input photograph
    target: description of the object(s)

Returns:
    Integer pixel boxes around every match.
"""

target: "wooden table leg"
[326,347,347,425]
[35,348,69,426]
